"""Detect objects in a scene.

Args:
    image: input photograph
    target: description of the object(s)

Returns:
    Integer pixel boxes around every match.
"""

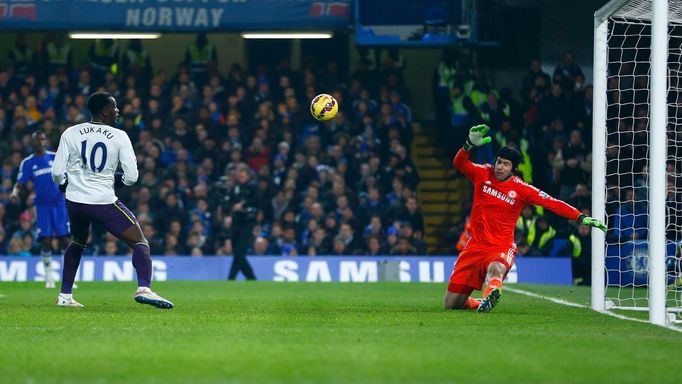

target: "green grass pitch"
[1,281,680,383]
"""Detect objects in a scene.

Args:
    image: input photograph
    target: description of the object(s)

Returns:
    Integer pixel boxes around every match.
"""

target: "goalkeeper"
[445,124,606,312]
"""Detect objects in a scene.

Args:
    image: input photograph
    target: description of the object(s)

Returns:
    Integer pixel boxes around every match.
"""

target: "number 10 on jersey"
[80,140,107,173]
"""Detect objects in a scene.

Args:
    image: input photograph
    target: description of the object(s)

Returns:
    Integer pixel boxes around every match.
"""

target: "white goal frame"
[592,0,671,326]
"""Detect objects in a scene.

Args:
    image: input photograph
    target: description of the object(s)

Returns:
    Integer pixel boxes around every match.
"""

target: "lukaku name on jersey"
[77,125,115,140]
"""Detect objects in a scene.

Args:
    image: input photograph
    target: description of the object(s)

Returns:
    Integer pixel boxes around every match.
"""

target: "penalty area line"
[505,286,682,334]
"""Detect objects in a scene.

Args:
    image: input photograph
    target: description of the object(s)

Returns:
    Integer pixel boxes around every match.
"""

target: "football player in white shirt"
[52,91,173,309]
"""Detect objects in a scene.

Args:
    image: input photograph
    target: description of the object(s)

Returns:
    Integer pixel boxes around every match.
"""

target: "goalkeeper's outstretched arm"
[526,185,607,232]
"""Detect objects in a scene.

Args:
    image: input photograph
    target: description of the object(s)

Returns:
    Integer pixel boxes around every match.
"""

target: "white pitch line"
[506,286,682,334]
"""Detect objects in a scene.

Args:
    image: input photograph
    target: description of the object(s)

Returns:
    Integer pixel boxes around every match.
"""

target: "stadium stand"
[0,35,427,257]
[0,35,595,276]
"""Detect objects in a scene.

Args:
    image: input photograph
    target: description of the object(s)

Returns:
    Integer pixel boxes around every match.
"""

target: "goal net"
[594,0,682,326]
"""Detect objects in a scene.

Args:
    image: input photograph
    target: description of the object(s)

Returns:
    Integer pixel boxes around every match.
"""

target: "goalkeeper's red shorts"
[447,243,517,294]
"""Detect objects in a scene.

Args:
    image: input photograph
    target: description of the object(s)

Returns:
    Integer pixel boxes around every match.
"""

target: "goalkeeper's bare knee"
[486,261,507,279]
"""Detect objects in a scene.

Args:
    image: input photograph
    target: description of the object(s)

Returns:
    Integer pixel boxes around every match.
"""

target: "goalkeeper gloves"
[114,172,126,188]
[463,124,492,151]
[578,214,607,232]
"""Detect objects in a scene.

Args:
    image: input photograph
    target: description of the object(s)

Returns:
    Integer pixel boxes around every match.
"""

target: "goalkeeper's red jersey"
[453,149,581,249]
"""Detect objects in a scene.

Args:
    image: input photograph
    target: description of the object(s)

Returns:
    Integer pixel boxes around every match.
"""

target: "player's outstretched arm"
[526,186,607,232]
[453,124,492,182]
[578,214,607,232]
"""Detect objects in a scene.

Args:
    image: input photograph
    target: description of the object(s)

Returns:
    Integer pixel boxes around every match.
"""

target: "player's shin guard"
[483,277,503,298]
[41,249,54,286]
[60,242,85,294]
[132,243,152,288]
[463,296,481,310]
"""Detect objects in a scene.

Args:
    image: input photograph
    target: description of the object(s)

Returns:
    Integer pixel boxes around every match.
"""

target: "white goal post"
[593,0,682,327]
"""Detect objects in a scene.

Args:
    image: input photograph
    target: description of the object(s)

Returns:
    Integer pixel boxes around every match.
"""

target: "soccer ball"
[310,93,338,121]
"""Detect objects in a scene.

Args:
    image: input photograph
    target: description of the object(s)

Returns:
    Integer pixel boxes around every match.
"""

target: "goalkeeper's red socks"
[483,277,503,298]
[463,296,480,310]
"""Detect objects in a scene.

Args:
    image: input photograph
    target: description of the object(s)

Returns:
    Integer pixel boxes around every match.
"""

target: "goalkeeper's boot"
[56,294,84,308]
[477,287,501,313]
[134,287,174,309]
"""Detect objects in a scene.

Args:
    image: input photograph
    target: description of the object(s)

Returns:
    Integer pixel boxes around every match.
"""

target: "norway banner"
[0,0,351,31]
[0,256,573,285]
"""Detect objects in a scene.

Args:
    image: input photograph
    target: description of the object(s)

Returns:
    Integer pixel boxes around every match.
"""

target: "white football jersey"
[52,122,138,204]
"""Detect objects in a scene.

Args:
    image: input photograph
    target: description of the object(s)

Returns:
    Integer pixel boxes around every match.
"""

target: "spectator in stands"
[305,227,331,256]
[8,33,34,85]
[521,58,551,104]
[122,40,152,89]
[331,235,347,256]
[400,222,427,255]
[553,129,591,200]
[363,215,384,240]
[102,240,119,256]
[528,216,556,256]
[141,223,164,255]
[11,212,35,253]
[479,93,510,133]
[43,33,72,77]
[554,52,584,90]
[568,183,591,212]
[385,226,400,251]
[572,84,593,132]
[567,223,592,285]
[337,222,363,255]
[251,236,270,256]
[88,39,119,87]
[359,188,385,228]
[613,188,648,241]
[399,196,425,236]
[8,237,30,257]
[539,83,570,128]
[185,33,217,87]
[516,238,541,257]
[279,226,299,256]
[390,237,417,256]
[365,234,386,256]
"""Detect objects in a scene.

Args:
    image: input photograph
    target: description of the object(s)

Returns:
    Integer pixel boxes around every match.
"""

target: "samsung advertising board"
[0,256,573,285]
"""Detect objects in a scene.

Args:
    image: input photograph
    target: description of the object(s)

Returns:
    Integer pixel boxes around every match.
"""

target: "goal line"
[505,287,682,332]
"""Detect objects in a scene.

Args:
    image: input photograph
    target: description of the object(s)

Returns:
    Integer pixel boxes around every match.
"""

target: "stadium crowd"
[0,33,426,257]
[0,32,638,280]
